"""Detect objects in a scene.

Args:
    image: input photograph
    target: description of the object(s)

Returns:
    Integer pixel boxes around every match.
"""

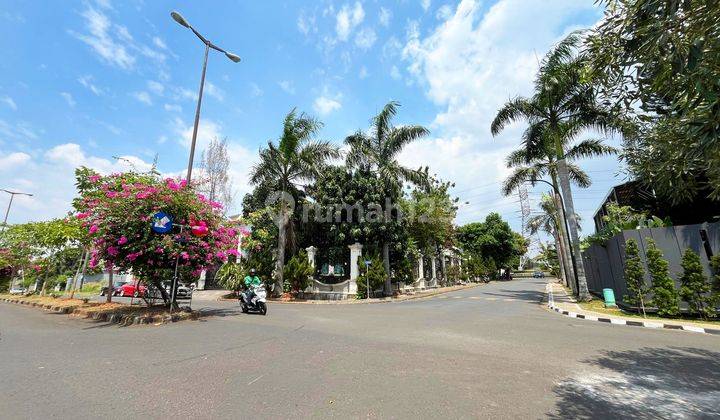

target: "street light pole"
[170,11,241,184]
[1,189,33,231]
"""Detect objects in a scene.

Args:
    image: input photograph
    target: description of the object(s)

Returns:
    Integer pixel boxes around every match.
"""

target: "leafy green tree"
[216,261,247,294]
[457,213,519,278]
[283,251,313,294]
[622,239,648,317]
[491,32,618,301]
[586,203,670,246]
[646,239,680,317]
[345,101,430,295]
[712,255,720,304]
[249,109,340,296]
[679,249,714,319]
[356,255,386,299]
[588,0,720,203]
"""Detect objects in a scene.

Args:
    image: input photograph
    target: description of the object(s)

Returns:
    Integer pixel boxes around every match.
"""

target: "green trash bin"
[603,288,617,308]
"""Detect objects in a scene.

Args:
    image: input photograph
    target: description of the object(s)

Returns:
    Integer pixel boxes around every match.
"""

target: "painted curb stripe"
[545,288,718,336]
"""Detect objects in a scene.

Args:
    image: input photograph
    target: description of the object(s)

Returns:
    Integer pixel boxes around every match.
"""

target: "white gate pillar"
[348,243,363,295]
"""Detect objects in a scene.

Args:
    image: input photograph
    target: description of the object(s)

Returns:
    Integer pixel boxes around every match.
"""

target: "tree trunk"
[66,251,85,293]
[382,242,391,296]
[553,232,567,285]
[553,191,575,292]
[106,267,113,304]
[275,211,287,298]
[556,158,590,301]
[69,250,89,299]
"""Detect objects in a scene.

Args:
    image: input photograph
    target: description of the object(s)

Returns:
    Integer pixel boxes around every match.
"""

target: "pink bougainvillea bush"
[73,167,238,302]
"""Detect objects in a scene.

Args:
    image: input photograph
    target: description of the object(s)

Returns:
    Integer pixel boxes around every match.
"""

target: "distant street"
[1,278,718,419]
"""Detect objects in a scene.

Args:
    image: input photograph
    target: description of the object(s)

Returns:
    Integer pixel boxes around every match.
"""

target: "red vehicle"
[117,281,147,298]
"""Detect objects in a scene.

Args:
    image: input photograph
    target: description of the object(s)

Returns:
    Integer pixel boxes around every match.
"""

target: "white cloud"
[164,103,182,113]
[147,80,164,95]
[250,83,263,97]
[359,66,369,79]
[0,151,31,170]
[131,91,152,105]
[60,92,76,107]
[171,117,223,151]
[436,4,453,20]
[205,82,225,101]
[354,27,377,50]
[421,0,432,12]
[1,95,17,111]
[336,2,365,41]
[400,0,602,227]
[71,6,136,70]
[297,11,317,35]
[379,7,392,27]
[0,144,154,223]
[390,65,401,80]
[78,75,104,95]
[278,80,296,95]
[71,5,165,70]
[0,119,39,140]
[313,95,342,116]
[152,36,167,50]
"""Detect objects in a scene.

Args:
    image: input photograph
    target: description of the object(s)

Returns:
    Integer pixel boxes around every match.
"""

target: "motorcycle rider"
[243,269,262,305]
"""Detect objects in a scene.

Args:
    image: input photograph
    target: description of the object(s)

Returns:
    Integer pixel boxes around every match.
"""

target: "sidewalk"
[545,281,720,335]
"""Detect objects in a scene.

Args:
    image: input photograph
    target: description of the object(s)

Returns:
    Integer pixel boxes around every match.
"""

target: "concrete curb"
[545,285,720,336]
[0,297,197,326]
[223,283,483,305]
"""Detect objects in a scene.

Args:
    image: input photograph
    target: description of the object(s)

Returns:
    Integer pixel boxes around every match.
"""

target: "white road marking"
[248,374,265,385]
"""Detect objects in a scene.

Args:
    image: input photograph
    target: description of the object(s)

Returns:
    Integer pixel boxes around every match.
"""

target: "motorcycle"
[239,283,272,315]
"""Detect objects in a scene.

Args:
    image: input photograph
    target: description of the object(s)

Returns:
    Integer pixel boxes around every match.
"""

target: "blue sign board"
[364,260,371,266]
[151,212,173,234]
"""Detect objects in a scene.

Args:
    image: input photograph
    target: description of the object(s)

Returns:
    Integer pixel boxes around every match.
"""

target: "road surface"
[1,278,718,419]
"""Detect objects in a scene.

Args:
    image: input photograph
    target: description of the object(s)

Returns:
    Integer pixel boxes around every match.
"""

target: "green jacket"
[244,275,261,288]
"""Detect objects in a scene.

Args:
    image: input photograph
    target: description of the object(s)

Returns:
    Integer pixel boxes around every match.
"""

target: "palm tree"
[250,109,340,296]
[527,194,567,283]
[491,32,617,301]
[345,101,430,295]
[502,131,615,294]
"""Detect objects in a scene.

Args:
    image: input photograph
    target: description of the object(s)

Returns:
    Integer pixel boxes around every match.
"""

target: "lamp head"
[170,11,190,28]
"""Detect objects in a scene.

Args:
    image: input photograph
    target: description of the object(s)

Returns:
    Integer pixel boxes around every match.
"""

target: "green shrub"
[646,239,680,317]
[216,262,247,292]
[356,255,385,299]
[283,251,313,294]
[80,283,103,293]
[711,255,720,299]
[679,249,715,319]
[623,239,649,316]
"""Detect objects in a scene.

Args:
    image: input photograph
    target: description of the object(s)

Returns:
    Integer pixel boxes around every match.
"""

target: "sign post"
[364,260,371,299]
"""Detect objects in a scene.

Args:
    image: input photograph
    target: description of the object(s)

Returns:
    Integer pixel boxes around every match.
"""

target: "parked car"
[9,285,27,295]
[100,281,127,296]
[532,271,545,278]
[117,282,148,298]
[162,282,193,299]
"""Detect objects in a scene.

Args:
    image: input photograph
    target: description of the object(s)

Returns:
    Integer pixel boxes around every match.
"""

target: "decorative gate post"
[417,255,425,289]
[306,246,317,268]
[348,242,363,295]
[431,256,437,287]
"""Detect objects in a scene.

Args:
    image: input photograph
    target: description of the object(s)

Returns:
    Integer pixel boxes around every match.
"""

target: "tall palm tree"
[491,32,617,301]
[345,101,430,295]
[502,131,615,294]
[250,109,340,296]
[527,194,567,283]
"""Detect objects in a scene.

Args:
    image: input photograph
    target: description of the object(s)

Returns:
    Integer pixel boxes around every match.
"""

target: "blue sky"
[0,0,626,249]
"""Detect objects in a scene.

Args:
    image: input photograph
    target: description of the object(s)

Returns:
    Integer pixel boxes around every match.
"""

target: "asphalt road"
[1,278,718,419]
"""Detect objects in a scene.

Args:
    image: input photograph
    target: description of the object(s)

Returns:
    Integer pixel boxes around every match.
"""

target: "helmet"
[250,269,256,275]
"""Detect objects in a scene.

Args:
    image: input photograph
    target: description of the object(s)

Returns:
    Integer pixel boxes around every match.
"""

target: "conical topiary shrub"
[646,239,680,317]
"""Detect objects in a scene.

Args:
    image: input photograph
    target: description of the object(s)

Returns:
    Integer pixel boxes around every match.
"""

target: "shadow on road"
[549,346,720,419]
[480,289,545,303]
